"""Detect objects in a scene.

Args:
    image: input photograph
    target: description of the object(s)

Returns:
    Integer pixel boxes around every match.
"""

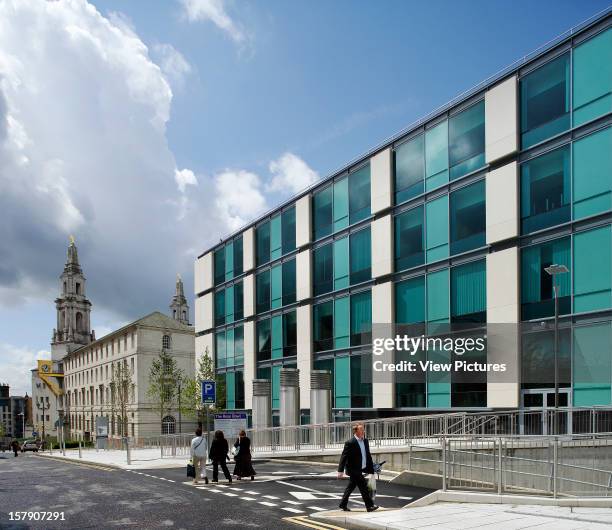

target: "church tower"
[51,237,95,361]
[170,274,190,325]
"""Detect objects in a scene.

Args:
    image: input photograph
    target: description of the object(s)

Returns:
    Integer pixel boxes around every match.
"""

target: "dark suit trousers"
[340,471,373,509]
[212,459,231,481]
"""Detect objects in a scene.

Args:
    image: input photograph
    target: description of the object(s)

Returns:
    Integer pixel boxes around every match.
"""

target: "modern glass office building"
[195,11,612,423]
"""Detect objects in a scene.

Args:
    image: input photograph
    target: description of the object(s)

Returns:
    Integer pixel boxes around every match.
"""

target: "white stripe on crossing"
[241,497,256,501]
[223,492,238,497]
[283,500,302,505]
[281,507,304,514]
[258,501,277,507]
[308,506,326,511]
[263,495,279,500]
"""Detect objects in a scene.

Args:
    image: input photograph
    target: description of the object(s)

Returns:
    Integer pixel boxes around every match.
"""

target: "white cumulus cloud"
[175,167,199,193]
[179,0,246,44]
[268,152,319,194]
[0,342,50,397]
[215,169,268,231]
[152,43,192,90]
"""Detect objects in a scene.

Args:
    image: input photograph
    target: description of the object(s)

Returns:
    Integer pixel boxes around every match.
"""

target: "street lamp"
[545,263,569,435]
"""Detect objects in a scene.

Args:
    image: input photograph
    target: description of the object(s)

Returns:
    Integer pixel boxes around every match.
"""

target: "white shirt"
[355,435,366,470]
[190,436,208,458]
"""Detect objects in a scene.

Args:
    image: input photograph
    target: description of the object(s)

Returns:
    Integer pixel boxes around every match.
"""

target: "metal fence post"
[553,438,558,498]
[408,439,412,471]
[78,440,82,459]
[497,437,503,495]
[442,436,447,491]
[126,438,131,465]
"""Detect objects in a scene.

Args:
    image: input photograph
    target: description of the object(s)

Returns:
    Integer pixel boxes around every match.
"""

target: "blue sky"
[0,0,609,396]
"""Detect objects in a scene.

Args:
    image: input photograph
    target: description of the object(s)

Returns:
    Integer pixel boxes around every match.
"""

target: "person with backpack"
[190,427,208,485]
[209,430,232,483]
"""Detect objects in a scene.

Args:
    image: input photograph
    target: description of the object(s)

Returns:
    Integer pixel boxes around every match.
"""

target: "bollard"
[126,439,131,465]
[553,439,558,498]
[78,440,82,458]
[497,437,503,495]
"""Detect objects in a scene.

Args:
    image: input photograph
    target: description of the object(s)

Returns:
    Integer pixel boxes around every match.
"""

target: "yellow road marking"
[283,515,346,530]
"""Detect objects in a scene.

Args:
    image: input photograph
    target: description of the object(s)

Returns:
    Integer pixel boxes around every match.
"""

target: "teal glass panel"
[427,346,451,408]
[233,237,243,276]
[520,53,570,148]
[271,315,283,359]
[215,331,226,369]
[313,301,333,352]
[573,28,612,127]
[395,206,424,271]
[334,177,349,232]
[395,276,425,324]
[521,146,570,233]
[333,237,349,290]
[282,207,296,255]
[226,328,235,367]
[521,328,571,389]
[225,285,234,324]
[334,356,351,409]
[283,311,297,357]
[449,101,485,180]
[256,221,270,266]
[234,326,244,365]
[351,354,372,408]
[450,180,486,254]
[272,365,281,409]
[574,225,612,313]
[573,323,612,406]
[282,259,296,306]
[425,195,449,262]
[234,281,243,321]
[349,164,371,224]
[256,319,271,361]
[395,135,424,204]
[255,270,270,314]
[451,260,486,323]
[350,291,372,346]
[214,247,225,286]
[521,237,571,320]
[425,121,449,191]
[257,366,271,380]
[271,264,282,309]
[349,227,371,285]
[214,289,225,326]
[225,241,234,282]
[313,243,333,296]
[313,186,333,240]
[427,268,449,325]
[573,128,612,220]
[226,371,236,410]
[270,215,282,260]
[235,371,244,409]
[334,296,350,350]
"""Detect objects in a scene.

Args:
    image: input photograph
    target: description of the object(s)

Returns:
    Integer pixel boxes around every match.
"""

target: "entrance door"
[520,389,572,435]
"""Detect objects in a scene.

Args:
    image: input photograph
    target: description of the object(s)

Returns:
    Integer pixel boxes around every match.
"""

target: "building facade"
[0,384,27,438]
[195,13,612,423]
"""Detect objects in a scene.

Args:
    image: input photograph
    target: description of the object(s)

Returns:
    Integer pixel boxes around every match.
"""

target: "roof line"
[199,6,612,259]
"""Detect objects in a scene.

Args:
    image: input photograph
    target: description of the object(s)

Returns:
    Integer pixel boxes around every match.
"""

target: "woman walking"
[190,427,208,485]
[209,430,232,483]
[233,430,256,481]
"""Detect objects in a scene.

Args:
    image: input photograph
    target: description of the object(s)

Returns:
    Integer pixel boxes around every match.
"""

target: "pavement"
[0,451,430,529]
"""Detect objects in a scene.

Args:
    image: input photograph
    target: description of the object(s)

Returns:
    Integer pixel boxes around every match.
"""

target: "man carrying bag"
[337,423,379,512]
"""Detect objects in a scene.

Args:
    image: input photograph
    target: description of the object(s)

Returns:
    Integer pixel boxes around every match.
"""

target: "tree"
[181,348,226,427]
[110,360,133,438]
[147,350,184,434]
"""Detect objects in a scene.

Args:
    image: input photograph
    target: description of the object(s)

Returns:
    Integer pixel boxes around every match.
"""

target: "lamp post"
[545,263,569,436]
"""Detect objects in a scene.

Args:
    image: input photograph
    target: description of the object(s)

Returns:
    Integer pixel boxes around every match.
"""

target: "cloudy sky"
[0,0,607,396]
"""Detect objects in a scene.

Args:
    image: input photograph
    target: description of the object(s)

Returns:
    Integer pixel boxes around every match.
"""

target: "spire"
[170,273,190,325]
[64,235,82,274]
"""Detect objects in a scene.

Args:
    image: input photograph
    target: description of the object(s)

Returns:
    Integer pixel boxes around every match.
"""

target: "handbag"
[187,461,195,478]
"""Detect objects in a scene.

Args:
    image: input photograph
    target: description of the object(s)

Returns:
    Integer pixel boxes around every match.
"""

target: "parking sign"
[201,380,216,405]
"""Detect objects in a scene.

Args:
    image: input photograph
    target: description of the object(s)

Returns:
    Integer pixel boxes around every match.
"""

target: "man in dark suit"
[337,423,379,512]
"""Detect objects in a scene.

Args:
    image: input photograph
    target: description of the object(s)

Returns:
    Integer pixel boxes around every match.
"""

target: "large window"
[350,291,372,346]
[215,282,244,325]
[574,323,612,406]
[215,326,244,368]
[349,228,371,285]
[350,354,372,408]
[255,208,296,267]
[256,319,271,362]
[450,180,486,254]
[281,207,296,255]
[283,311,297,357]
[395,276,425,325]
[214,247,225,286]
[451,260,486,323]
[521,328,571,390]
[520,53,570,149]
[521,146,570,234]
[313,244,333,296]
[573,28,612,127]
[425,195,449,262]
[449,101,485,180]
[573,225,612,313]
[521,237,571,320]
[425,121,449,191]
[313,301,333,352]
[256,259,296,313]
[256,222,271,266]
[312,165,371,241]
[256,270,271,314]
[394,135,424,204]
[395,206,424,272]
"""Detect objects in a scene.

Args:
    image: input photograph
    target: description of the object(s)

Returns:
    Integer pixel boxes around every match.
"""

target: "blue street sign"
[201,380,216,405]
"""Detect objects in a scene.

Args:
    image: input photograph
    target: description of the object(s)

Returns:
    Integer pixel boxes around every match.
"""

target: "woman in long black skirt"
[232,430,256,480]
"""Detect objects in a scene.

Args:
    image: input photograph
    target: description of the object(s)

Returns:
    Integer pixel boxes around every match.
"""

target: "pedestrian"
[11,440,19,457]
[190,427,208,485]
[209,430,232,483]
[232,430,256,481]
[337,423,379,512]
